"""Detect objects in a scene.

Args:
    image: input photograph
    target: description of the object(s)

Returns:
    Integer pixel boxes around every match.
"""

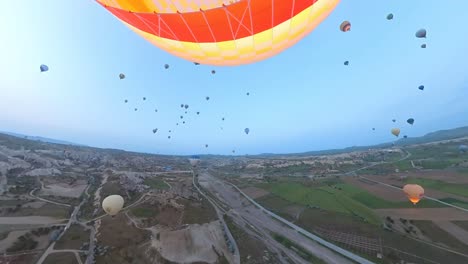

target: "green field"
[131,206,159,218]
[405,178,468,197]
[257,182,381,224]
[439,198,468,209]
[256,180,448,226]
[272,232,326,264]
[143,178,170,190]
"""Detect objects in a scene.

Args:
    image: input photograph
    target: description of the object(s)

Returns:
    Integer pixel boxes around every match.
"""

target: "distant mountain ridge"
[1,126,468,157]
[0,131,86,147]
[256,126,468,157]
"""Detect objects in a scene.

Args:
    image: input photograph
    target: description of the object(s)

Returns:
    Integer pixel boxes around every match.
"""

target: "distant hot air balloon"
[164,64,169,69]
[119,73,125,79]
[421,44,426,49]
[168,136,171,139]
[134,108,138,111]
[372,128,376,131]
[386,13,394,20]
[143,97,146,101]
[418,85,424,91]
[152,128,158,133]
[205,144,208,148]
[102,195,125,216]
[222,117,225,121]
[211,70,216,74]
[415,29,427,38]
[184,104,189,109]
[246,92,250,96]
[403,184,424,205]
[344,61,349,66]
[392,119,396,123]
[196,112,200,115]
[124,99,128,103]
[244,128,250,135]
[155,109,158,112]
[459,145,468,153]
[40,64,49,72]
[407,118,414,125]
[391,128,400,137]
[181,104,184,108]
[340,21,351,32]
[206,96,210,101]
[183,121,186,124]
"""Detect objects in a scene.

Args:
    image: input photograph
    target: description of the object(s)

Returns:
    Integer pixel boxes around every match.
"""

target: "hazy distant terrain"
[0,127,468,264]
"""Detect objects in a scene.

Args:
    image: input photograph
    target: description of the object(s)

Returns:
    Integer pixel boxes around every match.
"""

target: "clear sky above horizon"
[1,0,468,155]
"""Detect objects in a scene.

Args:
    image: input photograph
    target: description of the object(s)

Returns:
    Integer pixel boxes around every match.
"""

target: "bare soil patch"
[434,221,468,246]
[375,208,468,221]
[39,183,87,198]
[405,170,468,184]
[241,186,269,199]
[151,221,230,264]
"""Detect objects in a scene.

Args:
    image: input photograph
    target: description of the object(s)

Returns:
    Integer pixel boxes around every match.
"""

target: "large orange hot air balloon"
[96,0,341,66]
[403,184,424,205]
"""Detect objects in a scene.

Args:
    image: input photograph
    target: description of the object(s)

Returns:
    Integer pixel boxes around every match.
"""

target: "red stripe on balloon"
[97,0,317,43]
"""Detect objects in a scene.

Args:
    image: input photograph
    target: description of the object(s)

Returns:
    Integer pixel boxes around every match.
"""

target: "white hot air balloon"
[102,195,124,217]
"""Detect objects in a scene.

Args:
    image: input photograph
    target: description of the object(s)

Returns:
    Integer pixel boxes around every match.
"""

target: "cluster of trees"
[6,233,38,253]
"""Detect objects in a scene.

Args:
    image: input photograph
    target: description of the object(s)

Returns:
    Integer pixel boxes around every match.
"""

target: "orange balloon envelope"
[96,0,341,66]
[403,184,424,205]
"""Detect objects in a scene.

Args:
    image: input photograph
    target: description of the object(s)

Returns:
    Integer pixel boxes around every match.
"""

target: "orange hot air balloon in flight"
[403,184,424,205]
[96,0,341,66]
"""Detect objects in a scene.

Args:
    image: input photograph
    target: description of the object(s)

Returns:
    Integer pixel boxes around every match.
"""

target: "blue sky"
[1,0,467,155]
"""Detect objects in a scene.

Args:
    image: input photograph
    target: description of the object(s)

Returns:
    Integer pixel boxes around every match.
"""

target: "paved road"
[192,170,240,264]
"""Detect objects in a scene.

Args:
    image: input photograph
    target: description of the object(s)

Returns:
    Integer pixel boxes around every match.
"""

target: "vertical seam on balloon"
[233,4,252,38]
[137,13,173,40]
[159,15,182,41]
[200,10,217,43]
[223,6,236,40]
[134,14,160,37]
[289,0,296,37]
[223,5,239,54]
[158,13,161,36]
[177,12,205,58]
[177,12,199,43]
[247,0,255,54]
[271,0,274,45]
[225,5,252,37]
